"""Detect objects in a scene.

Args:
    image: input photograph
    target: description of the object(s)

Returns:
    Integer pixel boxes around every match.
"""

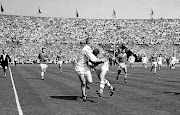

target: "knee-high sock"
[41,72,44,77]
[105,79,113,90]
[154,67,156,73]
[100,81,105,93]
[124,73,127,79]
[81,84,86,97]
[117,70,121,76]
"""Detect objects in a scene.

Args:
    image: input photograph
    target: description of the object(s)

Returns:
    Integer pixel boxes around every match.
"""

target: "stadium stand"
[0,15,180,63]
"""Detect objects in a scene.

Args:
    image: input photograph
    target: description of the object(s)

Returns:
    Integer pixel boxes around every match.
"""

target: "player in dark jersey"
[0,50,11,78]
[14,57,18,66]
[150,54,157,74]
[116,49,127,83]
[38,48,48,80]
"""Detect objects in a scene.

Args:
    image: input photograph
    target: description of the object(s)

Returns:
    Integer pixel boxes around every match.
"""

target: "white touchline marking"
[109,71,131,75]
[9,66,23,115]
[109,71,116,73]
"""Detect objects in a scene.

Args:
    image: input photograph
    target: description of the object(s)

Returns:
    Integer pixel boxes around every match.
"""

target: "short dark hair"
[93,48,100,56]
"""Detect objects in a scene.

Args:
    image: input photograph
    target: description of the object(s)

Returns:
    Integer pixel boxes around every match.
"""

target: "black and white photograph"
[0,0,180,114]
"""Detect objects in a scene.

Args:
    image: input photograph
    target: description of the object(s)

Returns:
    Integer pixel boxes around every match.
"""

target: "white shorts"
[39,63,48,69]
[157,62,162,66]
[129,61,134,64]
[170,62,175,66]
[118,63,126,70]
[101,62,109,71]
[152,62,157,67]
[57,61,63,66]
[75,65,91,75]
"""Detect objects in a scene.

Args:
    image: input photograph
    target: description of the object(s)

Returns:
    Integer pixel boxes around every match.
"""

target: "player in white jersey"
[169,54,176,70]
[38,48,48,80]
[56,51,64,72]
[75,37,105,101]
[88,49,115,98]
[157,54,163,70]
[128,54,135,68]
[142,55,148,69]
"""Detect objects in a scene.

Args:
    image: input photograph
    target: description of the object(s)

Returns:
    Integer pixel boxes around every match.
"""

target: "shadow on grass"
[164,91,180,95]
[166,81,180,83]
[26,77,42,80]
[50,95,97,103]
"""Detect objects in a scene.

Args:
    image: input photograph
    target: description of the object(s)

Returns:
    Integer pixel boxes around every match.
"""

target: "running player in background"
[169,54,177,70]
[157,54,163,70]
[88,48,115,98]
[150,54,157,74]
[142,54,148,69]
[38,48,48,80]
[56,51,64,72]
[75,37,105,101]
[14,57,18,66]
[116,49,128,83]
[128,54,135,68]
[0,50,11,78]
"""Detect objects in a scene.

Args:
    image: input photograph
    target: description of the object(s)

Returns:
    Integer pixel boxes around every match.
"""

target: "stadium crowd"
[0,15,180,63]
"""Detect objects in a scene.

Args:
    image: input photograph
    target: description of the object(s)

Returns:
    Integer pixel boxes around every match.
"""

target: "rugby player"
[150,54,157,74]
[56,51,64,72]
[116,49,128,83]
[38,48,48,80]
[0,50,11,78]
[75,37,105,101]
[157,54,163,70]
[128,54,135,68]
[88,48,115,97]
[142,54,148,69]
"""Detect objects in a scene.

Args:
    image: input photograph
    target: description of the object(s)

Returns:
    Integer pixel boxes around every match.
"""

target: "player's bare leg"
[78,74,87,101]
[96,69,115,97]
[59,65,62,72]
[116,69,121,80]
[154,65,156,74]
[3,66,7,78]
[41,64,47,80]
[122,67,127,83]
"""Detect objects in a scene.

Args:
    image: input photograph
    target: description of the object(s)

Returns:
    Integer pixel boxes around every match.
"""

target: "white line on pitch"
[109,71,132,75]
[9,66,23,115]
[108,71,117,73]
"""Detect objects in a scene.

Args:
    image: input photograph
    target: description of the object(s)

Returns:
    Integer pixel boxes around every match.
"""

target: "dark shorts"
[1,64,8,70]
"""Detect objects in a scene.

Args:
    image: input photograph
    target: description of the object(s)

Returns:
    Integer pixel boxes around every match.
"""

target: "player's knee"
[81,83,86,87]
[100,80,106,85]
[118,69,121,72]
[123,68,127,71]
[104,79,110,84]
[88,79,93,84]
[80,79,86,87]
